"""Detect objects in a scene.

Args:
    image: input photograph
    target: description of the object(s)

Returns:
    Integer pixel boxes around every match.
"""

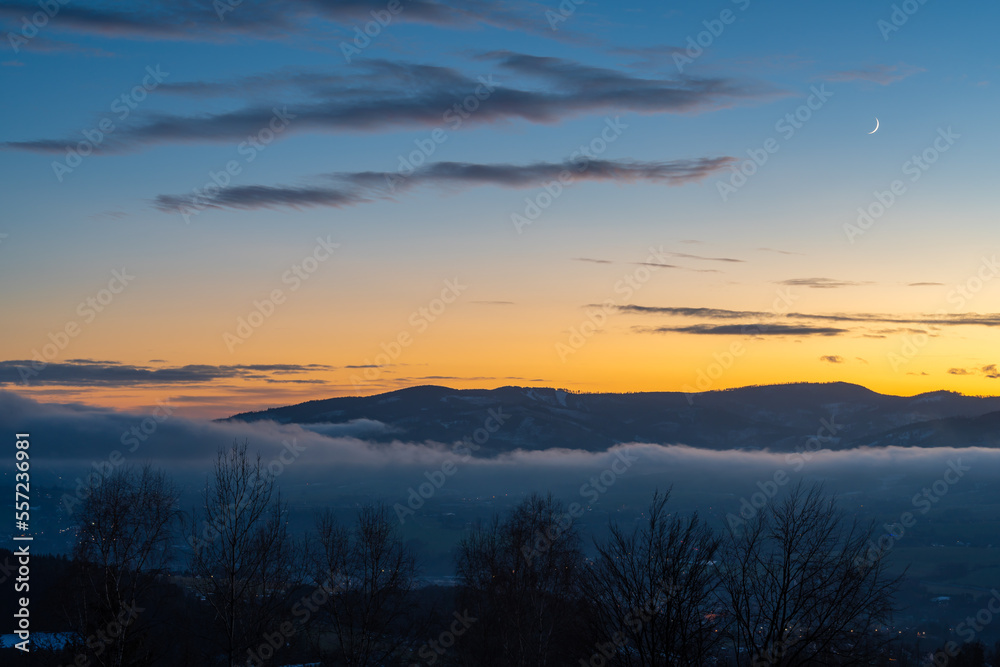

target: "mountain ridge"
[225,382,1000,453]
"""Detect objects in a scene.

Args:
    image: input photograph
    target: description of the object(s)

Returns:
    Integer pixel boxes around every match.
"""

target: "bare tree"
[72,464,179,667]
[582,489,723,666]
[719,483,901,666]
[456,493,587,667]
[304,503,418,666]
[189,442,296,667]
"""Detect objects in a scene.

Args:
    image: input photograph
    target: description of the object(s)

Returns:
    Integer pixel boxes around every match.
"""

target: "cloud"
[0,360,334,386]
[0,0,562,43]
[153,157,737,213]
[820,355,844,364]
[573,257,614,264]
[668,252,744,263]
[470,300,514,305]
[756,247,800,255]
[612,304,1000,327]
[775,277,871,289]
[3,53,782,153]
[615,306,763,319]
[610,305,1000,339]
[948,365,1000,379]
[637,324,847,337]
[908,282,944,287]
[10,390,1000,510]
[824,63,924,86]
[300,419,400,439]
[631,262,684,269]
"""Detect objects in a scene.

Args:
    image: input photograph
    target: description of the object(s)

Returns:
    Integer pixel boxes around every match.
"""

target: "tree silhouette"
[188,442,295,667]
[582,489,723,666]
[456,492,587,666]
[303,503,418,666]
[719,483,901,666]
[71,464,179,667]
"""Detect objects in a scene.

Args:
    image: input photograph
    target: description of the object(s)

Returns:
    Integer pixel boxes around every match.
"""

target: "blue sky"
[2,0,999,416]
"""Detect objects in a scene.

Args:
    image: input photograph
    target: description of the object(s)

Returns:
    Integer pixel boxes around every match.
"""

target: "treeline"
[4,441,989,666]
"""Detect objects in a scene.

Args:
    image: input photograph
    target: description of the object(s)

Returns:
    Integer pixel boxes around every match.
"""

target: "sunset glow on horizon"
[2,0,999,419]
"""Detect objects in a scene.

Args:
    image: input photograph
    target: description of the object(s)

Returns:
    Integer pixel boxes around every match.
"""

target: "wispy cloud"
[775,277,871,289]
[615,304,1000,327]
[3,53,782,154]
[611,304,1000,338]
[757,247,800,255]
[637,324,847,337]
[0,360,334,386]
[949,364,1000,379]
[669,252,744,263]
[615,306,762,319]
[0,0,564,43]
[153,157,737,213]
[820,355,844,363]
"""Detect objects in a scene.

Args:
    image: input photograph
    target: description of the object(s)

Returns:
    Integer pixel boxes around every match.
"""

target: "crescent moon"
[868,117,879,134]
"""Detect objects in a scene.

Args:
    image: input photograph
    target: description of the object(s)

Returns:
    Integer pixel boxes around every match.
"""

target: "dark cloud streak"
[4,54,782,154]
[153,157,737,213]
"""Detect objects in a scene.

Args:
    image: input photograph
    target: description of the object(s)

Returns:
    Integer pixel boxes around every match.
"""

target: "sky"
[1,0,999,418]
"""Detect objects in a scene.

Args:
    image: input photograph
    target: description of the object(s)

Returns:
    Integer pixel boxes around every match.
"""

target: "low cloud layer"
[7,390,1000,505]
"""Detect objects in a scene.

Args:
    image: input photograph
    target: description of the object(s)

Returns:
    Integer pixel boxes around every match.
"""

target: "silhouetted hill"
[226,382,1000,454]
